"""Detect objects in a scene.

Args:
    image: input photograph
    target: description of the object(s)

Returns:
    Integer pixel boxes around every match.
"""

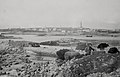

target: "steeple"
[80,21,83,29]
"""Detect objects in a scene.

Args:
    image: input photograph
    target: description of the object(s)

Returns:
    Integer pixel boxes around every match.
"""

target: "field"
[0,34,120,77]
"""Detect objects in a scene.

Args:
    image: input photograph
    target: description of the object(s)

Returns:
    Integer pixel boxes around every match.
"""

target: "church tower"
[80,21,83,29]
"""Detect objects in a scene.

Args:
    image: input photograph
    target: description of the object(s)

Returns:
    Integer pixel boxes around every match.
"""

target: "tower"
[80,21,83,29]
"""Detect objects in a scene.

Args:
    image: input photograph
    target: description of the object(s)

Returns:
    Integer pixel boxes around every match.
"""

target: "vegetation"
[1,40,120,77]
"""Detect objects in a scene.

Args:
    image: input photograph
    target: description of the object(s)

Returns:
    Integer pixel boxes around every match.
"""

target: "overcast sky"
[0,0,120,29]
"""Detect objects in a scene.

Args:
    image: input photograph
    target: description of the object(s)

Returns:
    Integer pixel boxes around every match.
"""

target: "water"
[1,34,120,59]
[3,34,120,42]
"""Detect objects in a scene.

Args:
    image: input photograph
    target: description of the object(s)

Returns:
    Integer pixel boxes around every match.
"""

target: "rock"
[64,52,84,61]
[55,59,64,66]
[28,42,40,47]
[108,47,120,54]
[9,69,18,76]
[56,71,64,77]
[25,55,30,57]
[92,50,106,55]
[76,43,87,50]
[40,41,59,46]
[0,66,3,70]
[56,49,70,60]
[59,53,120,77]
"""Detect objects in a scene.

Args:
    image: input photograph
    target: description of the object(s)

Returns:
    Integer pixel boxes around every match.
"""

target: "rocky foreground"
[0,40,120,77]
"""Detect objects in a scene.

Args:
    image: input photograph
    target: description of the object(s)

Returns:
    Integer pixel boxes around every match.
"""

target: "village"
[0,0,120,77]
[0,24,120,37]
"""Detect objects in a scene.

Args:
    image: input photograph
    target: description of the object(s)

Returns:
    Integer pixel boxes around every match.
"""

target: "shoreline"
[1,37,120,77]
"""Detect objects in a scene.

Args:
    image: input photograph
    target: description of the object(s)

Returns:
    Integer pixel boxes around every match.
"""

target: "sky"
[0,0,120,29]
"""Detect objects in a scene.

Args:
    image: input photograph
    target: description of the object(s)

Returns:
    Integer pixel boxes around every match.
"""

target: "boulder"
[108,47,120,54]
[64,52,84,61]
[76,43,87,50]
[97,43,109,50]
[56,49,70,60]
